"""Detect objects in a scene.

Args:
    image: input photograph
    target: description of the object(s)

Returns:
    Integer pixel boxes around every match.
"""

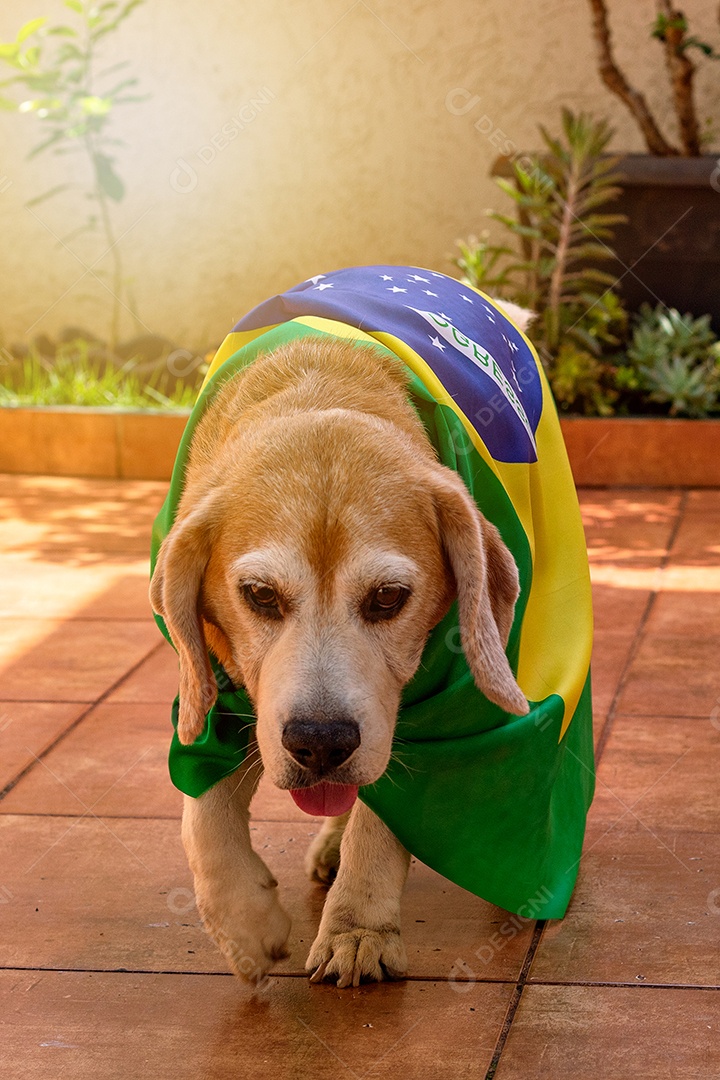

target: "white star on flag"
[388,286,407,293]
[461,295,473,303]
[408,274,430,283]
[429,335,446,350]
[306,274,326,285]
[509,341,519,353]
[423,290,438,297]
[438,313,450,321]
[380,274,393,281]
[315,283,333,291]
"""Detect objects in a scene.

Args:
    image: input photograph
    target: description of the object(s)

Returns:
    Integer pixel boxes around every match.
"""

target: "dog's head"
[150,405,528,803]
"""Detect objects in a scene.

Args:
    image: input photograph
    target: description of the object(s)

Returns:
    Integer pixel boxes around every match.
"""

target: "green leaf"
[57,43,85,62]
[19,71,61,92]
[563,242,617,263]
[494,177,526,202]
[58,221,96,244]
[0,43,21,62]
[94,152,125,200]
[26,182,74,207]
[22,46,42,68]
[64,0,85,13]
[16,18,47,44]
[80,94,112,115]
[116,0,145,25]
[576,190,624,214]
[104,76,136,96]
[28,129,66,158]
[97,60,129,78]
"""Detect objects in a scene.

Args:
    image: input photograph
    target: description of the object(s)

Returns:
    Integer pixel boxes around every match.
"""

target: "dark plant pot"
[610,155,720,330]
[491,152,720,330]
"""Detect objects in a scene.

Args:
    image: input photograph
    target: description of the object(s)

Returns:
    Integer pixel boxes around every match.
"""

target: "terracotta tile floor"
[1,475,718,1079]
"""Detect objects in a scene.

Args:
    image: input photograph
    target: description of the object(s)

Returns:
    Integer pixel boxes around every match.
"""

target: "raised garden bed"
[1,407,718,487]
[0,406,189,481]
[560,417,720,487]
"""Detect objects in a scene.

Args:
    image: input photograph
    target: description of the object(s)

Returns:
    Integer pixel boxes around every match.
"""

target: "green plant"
[627,304,719,364]
[0,1,147,348]
[640,354,718,416]
[587,0,720,155]
[454,234,514,297]
[454,109,627,413]
[550,343,619,416]
[620,304,720,416]
[0,338,201,409]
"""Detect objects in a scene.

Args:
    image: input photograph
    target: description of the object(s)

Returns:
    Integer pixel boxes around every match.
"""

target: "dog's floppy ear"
[150,497,219,745]
[429,467,528,716]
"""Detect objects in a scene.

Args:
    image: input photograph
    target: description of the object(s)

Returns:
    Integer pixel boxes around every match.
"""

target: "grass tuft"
[0,338,201,409]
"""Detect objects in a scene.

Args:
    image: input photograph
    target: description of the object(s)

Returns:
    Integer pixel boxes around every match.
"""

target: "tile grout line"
[0,966,515,981]
[593,489,690,764]
[2,964,719,991]
[0,811,324,825]
[0,811,182,821]
[514,977,720,991]
[483,920,546,1080]
[0,640,166,802]
[0,617,169,624]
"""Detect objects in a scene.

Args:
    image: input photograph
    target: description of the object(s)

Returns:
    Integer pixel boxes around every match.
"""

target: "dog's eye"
[363,584,410,621]
[243,582,281,615]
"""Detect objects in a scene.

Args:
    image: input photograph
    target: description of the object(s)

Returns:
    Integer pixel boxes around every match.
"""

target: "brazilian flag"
[151,265,594,920]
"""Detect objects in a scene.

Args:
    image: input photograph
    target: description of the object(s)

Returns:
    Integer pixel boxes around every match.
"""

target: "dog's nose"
[281,716,361,773]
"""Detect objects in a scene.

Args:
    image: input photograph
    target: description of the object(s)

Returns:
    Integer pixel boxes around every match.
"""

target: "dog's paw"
[305,827,343,886]
[196,880,291,985]
[306,927,407,988]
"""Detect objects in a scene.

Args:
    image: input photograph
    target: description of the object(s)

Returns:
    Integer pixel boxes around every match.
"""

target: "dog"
[150,265,594,988]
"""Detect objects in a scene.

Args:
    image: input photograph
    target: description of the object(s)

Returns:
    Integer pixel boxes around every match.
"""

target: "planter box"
[1,407,718,487]
[560,417,720,487]
[0,406,190,481]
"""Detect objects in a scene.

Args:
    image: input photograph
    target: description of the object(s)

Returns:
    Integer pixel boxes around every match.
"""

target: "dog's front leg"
[306,801,410,988]
[181,745,291,984]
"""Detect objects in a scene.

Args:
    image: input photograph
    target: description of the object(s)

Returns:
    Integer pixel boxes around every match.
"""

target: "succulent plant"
[638,354,718,417]
[624,304,720,416]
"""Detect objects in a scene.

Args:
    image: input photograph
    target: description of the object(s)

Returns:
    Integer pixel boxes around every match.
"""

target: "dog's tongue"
[290,783,358,817]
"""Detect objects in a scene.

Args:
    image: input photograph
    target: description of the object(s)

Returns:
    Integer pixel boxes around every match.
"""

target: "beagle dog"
[150,266,594,988]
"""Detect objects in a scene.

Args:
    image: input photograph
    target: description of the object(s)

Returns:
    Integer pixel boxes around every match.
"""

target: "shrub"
[454,109,627,414]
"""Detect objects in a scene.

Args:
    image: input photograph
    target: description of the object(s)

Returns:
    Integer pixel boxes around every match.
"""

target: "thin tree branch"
[656,1,701,154]
[586,0,679,155]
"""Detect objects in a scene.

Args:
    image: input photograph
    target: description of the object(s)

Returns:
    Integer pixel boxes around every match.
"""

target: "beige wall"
[1,0,719,350]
